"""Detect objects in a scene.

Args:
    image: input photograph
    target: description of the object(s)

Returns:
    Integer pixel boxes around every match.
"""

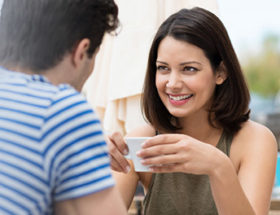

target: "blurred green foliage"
[243,34,280,97]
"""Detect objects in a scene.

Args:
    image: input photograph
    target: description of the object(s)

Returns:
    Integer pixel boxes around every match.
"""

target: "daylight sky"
[217,0,280,58]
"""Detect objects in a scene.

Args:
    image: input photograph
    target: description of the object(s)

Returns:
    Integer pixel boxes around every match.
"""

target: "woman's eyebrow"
[179,61,202,66]
[156,60,168,65]
[156,60,202,66]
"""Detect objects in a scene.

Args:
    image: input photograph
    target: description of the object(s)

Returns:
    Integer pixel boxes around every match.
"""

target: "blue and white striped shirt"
[0,67,115,214]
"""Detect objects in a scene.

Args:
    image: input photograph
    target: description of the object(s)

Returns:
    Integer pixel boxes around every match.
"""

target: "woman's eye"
[156,65,169,71]
[183,66,198,72]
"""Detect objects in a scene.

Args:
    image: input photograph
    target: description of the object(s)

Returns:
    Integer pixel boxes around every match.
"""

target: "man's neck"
[4,57,79,91]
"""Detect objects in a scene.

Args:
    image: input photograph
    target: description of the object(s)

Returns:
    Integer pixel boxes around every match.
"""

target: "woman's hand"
[106,132,131,173]
[137,134,228,175]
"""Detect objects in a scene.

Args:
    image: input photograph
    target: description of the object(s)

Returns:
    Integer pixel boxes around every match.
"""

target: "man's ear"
[72,38,90,68]
[215,61,227,85]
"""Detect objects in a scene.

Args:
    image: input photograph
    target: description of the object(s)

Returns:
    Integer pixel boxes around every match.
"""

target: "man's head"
[0,0,119,72]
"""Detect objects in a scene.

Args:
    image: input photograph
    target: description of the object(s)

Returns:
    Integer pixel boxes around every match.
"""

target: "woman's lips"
[168,94,193,105]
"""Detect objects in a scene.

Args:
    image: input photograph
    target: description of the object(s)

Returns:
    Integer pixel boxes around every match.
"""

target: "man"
[0,0,127,214]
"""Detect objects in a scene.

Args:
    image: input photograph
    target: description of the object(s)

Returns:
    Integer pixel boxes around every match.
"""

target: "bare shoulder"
[234,120,277,147]
[231,120,278,166]
[230,122,277,213]
[126,124,156,137]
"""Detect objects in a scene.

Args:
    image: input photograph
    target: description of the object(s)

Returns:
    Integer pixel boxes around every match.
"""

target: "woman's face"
[155,36,221,119]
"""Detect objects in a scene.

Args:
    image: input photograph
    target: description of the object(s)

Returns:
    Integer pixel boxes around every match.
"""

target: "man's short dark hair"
[0,0,119,71]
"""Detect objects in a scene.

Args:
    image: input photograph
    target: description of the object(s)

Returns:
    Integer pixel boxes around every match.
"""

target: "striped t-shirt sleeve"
[42,86,115,201]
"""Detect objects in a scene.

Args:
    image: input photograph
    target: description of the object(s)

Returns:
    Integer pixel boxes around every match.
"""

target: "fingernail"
[123,149,128,155]
[125,166,131,173]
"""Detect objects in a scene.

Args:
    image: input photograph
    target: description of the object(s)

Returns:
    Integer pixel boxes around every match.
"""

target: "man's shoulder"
[0,68,76,100]
[0,69,95,131]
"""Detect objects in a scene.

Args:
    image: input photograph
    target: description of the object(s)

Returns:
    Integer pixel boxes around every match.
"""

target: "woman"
[108,7,277,214]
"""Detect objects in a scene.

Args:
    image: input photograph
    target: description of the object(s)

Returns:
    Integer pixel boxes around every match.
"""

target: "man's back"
[0,1,127,214]
[0,67,115,214]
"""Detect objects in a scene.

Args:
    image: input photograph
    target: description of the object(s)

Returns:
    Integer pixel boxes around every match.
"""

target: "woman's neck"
[178,113,222,145]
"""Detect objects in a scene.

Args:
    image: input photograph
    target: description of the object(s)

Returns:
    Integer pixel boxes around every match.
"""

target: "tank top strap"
[216,130,234,156]
[224,131,234,156]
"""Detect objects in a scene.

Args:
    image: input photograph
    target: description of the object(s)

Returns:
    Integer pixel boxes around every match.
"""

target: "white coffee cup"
[125,137,151,172]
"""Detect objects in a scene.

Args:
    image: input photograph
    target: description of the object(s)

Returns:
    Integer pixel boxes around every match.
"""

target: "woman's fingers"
[137,137,193,173]
[110,155,130,173]
[138,138,190,158]
[109,132,129,155]
[108,143,130,173]
[107,132,130,173]
[142,134,185,148]
[137,143,180,158]
[141,153,187,166]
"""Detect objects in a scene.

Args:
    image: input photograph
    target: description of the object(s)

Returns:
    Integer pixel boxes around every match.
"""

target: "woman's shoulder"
[231,120,277,160]
[235,120,276,143]
[126,123,156,137]
[228,120,277,176]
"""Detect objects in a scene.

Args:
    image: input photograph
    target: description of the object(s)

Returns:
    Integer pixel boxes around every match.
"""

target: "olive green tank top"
[143,131,233,215]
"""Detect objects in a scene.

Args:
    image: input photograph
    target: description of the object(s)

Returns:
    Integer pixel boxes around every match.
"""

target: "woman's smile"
[168,93,194,106]
[156,36,219,118]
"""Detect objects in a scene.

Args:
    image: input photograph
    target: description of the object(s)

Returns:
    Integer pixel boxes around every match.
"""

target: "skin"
[42,39,98,92]
[55,187,127,215]
[12,39,127,215]
[108,37,277,214]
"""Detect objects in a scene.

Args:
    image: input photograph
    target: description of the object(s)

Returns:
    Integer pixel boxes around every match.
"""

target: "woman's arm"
[210,121,277,215]
[113,163,140,209]
[108,124,156,209]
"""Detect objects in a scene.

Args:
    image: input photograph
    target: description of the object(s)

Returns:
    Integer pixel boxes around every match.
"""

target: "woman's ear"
[215,61,227,85]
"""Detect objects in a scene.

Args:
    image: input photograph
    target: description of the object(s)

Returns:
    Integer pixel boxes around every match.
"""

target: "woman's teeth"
[169,94,192,101]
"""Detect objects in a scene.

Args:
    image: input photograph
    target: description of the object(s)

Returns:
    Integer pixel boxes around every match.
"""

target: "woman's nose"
[166,72,182,90]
